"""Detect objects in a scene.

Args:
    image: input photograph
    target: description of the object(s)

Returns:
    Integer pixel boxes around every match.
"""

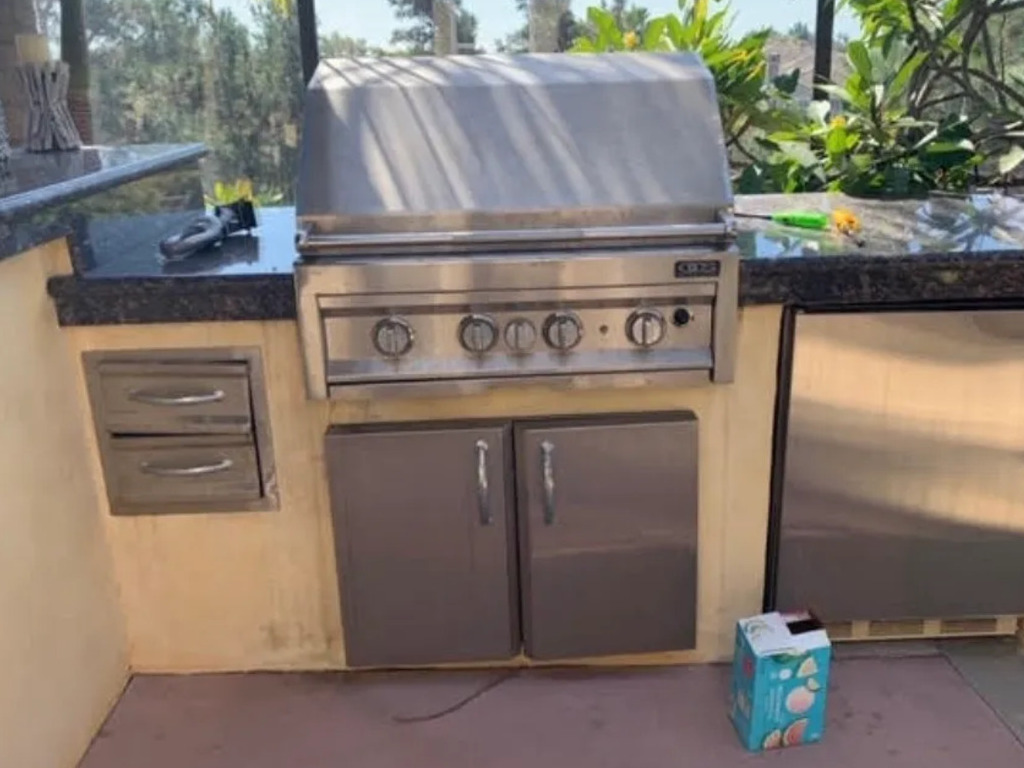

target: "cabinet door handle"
[541,440,556,526]
[129,388,226,406]
[475,440,492,526]
[140,457,234,477]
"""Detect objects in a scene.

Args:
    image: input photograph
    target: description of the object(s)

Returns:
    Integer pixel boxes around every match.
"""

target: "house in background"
[765,35,851,107]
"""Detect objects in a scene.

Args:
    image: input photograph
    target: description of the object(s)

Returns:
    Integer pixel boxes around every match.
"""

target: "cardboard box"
[729,611,832,752]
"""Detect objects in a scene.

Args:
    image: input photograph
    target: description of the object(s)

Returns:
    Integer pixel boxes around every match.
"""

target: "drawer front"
[108,438,261,507]
[98,364,252,435]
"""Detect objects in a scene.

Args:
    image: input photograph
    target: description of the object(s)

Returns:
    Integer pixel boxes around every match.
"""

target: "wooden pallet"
[826,616,1023,643]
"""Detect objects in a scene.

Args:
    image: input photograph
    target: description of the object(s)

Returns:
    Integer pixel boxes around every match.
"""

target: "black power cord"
[391,669,520,724]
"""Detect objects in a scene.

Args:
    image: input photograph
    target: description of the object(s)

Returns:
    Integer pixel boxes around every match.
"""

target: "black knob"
[673,308,692,327]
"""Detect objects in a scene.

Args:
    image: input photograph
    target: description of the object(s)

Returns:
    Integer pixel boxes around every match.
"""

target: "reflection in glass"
[6,0,304,205]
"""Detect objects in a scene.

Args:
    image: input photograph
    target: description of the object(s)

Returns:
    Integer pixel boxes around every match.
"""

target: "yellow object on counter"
[833,208,861,234]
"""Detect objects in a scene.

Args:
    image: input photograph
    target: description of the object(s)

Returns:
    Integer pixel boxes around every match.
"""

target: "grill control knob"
[459,314,499,355]
[372,316,414,358]
[626,309,667,348]
[504,318,537,354]
[543,312,584,352]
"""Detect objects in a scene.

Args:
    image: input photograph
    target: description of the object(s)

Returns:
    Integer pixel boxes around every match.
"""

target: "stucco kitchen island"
[38,182,1024,675]
[7,137,1024,767]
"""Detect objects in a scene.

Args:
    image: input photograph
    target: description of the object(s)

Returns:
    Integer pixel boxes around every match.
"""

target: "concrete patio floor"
[79,641,1024,768]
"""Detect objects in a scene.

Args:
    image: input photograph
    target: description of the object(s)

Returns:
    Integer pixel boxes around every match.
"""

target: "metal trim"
[327,369,711,401]
[813,0,836,102]
[712,250,740,383]
[762,305,799,612]
[298,221,734,257]
[297,0,319,85]
[319,284,719,312]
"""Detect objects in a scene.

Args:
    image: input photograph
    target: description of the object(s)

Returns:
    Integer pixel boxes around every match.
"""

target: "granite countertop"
[45,192,1024,326]
[1,143,207,261]
[739,192,1024,306]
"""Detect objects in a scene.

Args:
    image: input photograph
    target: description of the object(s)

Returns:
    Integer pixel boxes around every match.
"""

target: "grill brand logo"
[675,260,721,279]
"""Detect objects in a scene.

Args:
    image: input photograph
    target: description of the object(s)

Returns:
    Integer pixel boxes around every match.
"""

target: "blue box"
[729,611,832,752]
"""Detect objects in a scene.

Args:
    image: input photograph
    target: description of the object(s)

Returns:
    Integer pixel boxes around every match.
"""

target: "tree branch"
[967,66,1024,111]
[980,21,1005,110]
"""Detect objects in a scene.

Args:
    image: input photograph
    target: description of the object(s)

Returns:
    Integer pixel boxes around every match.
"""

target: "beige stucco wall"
[68,304,783,671]
[0,241,128,768]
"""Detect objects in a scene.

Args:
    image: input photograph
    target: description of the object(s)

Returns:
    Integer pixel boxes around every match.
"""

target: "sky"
[221,0,860,51]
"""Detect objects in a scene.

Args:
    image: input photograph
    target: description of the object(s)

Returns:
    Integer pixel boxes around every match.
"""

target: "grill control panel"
[297,248,739,400]
[369,308,686,360]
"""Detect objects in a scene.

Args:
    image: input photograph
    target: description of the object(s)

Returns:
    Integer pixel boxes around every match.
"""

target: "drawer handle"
[541,441,556,526]
[475,439,492,526]
[128,389,226,406]
[139,457,234,477]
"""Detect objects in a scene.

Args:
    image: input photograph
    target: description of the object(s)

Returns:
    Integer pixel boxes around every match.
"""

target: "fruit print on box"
[729,611,832,752]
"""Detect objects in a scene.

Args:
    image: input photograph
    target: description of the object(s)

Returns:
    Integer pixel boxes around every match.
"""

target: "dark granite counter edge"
[741,251,1024,308]
[0,144,208,223]
[47,273,297,326]
[47,250,1024,326]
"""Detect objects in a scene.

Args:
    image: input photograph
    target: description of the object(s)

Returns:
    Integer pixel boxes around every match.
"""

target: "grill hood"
[296,52,734,253]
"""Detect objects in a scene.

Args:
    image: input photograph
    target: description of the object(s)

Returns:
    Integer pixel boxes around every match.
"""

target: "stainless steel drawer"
[97,362,252,435]
[107,437,261,508]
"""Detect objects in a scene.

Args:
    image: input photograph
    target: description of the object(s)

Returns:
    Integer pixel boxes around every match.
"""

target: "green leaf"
[889,51,927,100]
[664,13,688,49]
[817,83,852,103]
[691,0,709,31]
[910,127,939,151]
[773,68,801,96]
[569,38,598,53]
[737,164,766,194]
[587,6,623,50]
[926,140,976,154]
[847,40,874,83]
[827,126,849,156]
[872,84,885,109]
[778,140,820,168]
[643,17,670,51]
[999,145,1024,176]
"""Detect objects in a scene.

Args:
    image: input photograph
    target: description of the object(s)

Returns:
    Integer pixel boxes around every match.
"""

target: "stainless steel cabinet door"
[516,414,699,660]
[325,424,517,667]
[777,311,1024,621]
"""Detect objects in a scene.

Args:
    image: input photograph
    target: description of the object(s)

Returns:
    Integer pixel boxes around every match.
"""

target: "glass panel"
[312,1,839,58]
[0,0,304,204]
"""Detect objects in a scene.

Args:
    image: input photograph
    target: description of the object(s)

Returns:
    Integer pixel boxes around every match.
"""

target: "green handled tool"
[735,211,831,230]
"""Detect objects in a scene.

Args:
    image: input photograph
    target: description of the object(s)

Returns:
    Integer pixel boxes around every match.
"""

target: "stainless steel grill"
[295,53,740,401]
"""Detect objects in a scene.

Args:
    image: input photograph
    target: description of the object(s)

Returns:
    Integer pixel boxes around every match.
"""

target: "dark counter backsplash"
[42,191,1024,326]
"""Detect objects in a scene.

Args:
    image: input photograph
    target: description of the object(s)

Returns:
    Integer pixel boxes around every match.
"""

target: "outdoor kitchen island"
[33,187,1024,675]
[6,178,1022,768]
[6,60,1024,768]
[31,52,1024,679]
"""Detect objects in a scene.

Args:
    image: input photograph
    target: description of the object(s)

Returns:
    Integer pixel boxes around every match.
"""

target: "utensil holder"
[16,61,82,152]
